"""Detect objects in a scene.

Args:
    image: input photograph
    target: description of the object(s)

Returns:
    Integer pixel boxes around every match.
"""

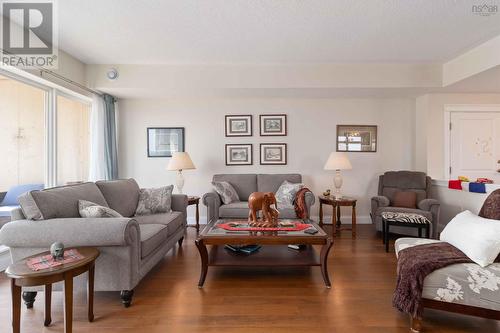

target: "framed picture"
[336,125,377,152]
[260,143,287,165]
[260,114,287,136]
[147,127,185,157]
[225,115,252,137]
[225,144,253,166]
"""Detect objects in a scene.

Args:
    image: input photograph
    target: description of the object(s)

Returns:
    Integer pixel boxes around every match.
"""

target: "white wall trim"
[187,215,373,226]
[443,104,500,180]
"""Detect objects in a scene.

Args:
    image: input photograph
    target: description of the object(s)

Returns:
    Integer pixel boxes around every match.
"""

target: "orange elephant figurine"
[248,192,280,228]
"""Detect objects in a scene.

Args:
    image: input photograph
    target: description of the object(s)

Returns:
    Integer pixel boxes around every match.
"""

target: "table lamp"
[324,152,352,199]
[167,152,196,194]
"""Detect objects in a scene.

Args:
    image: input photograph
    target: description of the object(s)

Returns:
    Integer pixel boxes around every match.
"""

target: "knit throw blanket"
[393,242,473,317]
[294,188,311,219]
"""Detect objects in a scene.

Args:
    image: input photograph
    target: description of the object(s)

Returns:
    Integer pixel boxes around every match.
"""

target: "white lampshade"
[167,152,196,171]
[324,152,352,171]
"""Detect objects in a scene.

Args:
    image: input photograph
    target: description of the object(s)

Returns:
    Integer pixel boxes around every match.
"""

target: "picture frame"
[147,127,185,157]
[260,114,287,136]
[336,125,377,152]
[260,143,287,165]
[225,144,253,166]
[225,115,253,137]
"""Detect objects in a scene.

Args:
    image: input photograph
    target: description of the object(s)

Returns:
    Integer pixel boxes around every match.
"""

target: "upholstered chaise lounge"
[0,179,187,307]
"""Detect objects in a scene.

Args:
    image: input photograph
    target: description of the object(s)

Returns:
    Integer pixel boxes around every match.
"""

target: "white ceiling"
[57,0,500,65]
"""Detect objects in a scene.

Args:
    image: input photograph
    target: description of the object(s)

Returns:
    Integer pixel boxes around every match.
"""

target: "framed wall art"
[225,115,253,137]
[260,143,287,165]
[225,144,253,166]
[336,125,377,152]
[259,114,287,136]
[147,127,185,157]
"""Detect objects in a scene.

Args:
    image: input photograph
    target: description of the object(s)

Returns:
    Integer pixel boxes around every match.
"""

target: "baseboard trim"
[187,215,372,225]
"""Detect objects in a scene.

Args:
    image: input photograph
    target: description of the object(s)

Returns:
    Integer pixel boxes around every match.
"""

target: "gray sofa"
[371,171,440,238]
[0,179,187,307]
[203,174,315,222]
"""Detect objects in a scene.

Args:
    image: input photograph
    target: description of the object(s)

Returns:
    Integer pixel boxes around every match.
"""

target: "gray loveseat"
[203,174,315,222]
[0,179,187,307]
[371,171,440,238]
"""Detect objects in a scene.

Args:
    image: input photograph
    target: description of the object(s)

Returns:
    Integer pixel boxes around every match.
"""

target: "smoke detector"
[106,68,119,80]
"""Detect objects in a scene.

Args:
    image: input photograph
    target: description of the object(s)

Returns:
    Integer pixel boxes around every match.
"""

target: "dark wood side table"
[318,196,357,239]
[5,247,99,333]
[188,196,201,231]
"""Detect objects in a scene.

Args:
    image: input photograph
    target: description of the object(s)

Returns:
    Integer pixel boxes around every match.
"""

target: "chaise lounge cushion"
[23,183,109,220]
[140,224,169,258]
[96,179,140,217]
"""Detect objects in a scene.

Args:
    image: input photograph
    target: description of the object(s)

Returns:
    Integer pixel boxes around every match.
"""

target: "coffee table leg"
[320,238,334,288]
[196,203,200,232]
[195,239,208,288]
[88,263,95,322]
[44,284,52,326]
[11,279,21,333]
[64,274,73,333]
[319,202,323,226]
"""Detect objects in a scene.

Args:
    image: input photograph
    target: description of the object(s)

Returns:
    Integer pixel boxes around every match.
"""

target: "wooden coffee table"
[195,219,333,288]
[5,247,99,333]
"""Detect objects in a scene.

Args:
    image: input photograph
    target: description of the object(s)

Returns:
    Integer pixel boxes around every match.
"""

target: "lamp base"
[333,170,343,199]
[176,170,185,194]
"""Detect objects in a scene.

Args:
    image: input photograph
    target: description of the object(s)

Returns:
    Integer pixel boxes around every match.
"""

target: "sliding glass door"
[0,74,46,192]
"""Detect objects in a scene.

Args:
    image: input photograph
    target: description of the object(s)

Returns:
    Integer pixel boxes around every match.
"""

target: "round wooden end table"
[5,247,99,333]
[318,196,357,239]
[188,196,201,231]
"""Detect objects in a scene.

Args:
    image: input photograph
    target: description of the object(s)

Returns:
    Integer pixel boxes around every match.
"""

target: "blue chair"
[0,184,44,217]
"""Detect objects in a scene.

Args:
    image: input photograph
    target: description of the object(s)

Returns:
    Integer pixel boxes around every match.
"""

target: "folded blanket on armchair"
[393,242,473,317]
[294,188,311,219]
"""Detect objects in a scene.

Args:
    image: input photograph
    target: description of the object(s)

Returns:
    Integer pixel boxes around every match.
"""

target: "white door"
[450,112,500,182]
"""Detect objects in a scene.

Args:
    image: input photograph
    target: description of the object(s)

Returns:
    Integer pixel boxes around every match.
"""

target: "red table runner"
[26,249,85,271]
[217,222,312,232]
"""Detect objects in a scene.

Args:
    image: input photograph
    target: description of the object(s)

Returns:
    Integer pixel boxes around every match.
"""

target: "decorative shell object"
[50,242,65,260]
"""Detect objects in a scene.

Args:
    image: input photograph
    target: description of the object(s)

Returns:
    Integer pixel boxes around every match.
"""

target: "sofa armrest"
[202,191,221,223]
[371,196,390,219]
[304,191,315,218]
[171,194,188,224]
[418,198,439,212]
[0,217,140,248]
[418,198,440,238]
[10,207,25,221]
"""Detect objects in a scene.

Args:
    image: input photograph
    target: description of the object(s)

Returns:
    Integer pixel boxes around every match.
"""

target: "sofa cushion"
[382,188,427,206]
[278,207,298,219]
[382,171,427,189]
[257,174,302,193]
[139,224,168,259]
[219,202,249,218]
[25,183,109,220]
[135,185,173,216]
[213,174,257,201]
[96,179,140,217]
[78,200,122,218]
[133,211,184,235]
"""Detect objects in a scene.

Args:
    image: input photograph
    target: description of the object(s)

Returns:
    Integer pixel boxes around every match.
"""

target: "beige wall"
[415,93,500,179]
[118,97,416,224]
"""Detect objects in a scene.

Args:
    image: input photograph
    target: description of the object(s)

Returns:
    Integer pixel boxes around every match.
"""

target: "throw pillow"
[212,181,240,205]
[275,180,304,208]
[393,191,417,209]
[79,200,122,218]
[440,210,500,267]
[18,191,44,220]
[135,185,173,216]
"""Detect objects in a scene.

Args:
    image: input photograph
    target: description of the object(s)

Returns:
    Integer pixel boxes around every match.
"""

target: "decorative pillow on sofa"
[393,191,417,209]
[212,181,240,205]
[79,200,122,218]
[135,185,173,216]
[440,210,500,267]
[275,180,304,208]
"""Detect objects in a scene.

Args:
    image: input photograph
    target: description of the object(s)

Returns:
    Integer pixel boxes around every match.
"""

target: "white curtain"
[88,94,107,181]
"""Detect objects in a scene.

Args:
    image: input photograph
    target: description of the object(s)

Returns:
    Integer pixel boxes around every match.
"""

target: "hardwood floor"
[0,225,498,333]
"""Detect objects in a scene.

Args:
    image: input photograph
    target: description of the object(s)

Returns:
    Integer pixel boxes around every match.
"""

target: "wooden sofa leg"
[178,237,184,247]
[22,291,37,309]
[120,290,134,308]
[410,315,423,333]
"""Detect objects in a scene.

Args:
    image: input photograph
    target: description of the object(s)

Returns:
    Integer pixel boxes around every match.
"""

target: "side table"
[5,247,99,333]
[318,196,357,239]
[188,196,200,231]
